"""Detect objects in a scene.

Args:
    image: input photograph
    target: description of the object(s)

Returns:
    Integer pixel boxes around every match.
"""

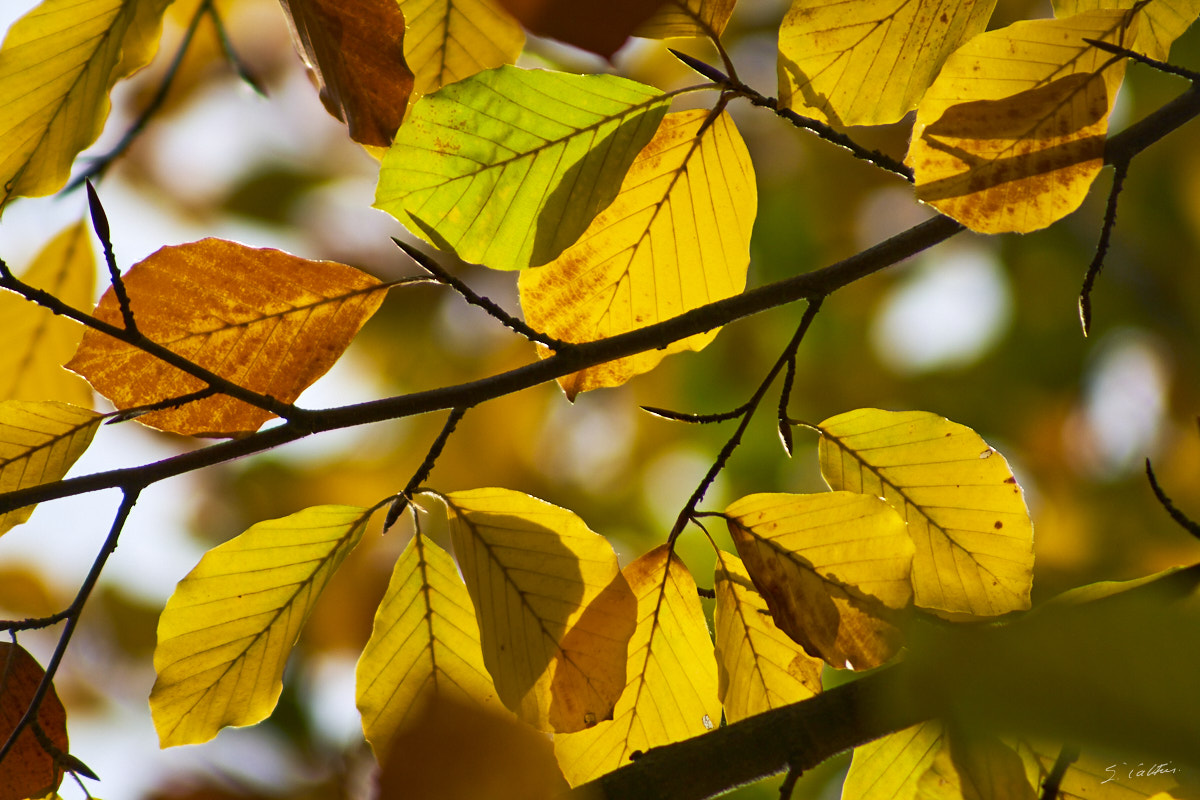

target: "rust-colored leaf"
[495,0,667,58]
[66,239,387,437]
[279,0,415,147]
[0,643,69,800]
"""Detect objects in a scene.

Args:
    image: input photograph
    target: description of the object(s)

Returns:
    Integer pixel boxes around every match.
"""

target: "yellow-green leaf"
[0,400,102,536]
[919,731,1037,800]
[0,222,95,406]
[777,0,997,126]
[442,488,637,733]
[1053,0,1200,60]
[844,721,945,800]
[906,11,1135,234]
[401,0,524,98]
[553,545,721,785]
[817,409,1035,618]
[518,108,755,399]
[725,492,912,670]
[0,0,172,210]
[713,549,822,724]
[375,66,671,271]
[355,531,501,759]
[636,0,737,39]
[66,238,387,437]
[149,505,372,747]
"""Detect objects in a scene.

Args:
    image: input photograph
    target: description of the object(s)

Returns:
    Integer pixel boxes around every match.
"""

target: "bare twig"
[641,403,752,424]
[1084,39,1200,82]
[1078,161,1128,336]
[1039,743,1080,800]
[1145,459,1200,540]
[384,406,469,531]
[85,182,136,333]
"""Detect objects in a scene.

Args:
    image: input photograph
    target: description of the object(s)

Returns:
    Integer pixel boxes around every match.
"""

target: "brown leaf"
[0,643,69,800]
[67,239,387,437]
[495,0,667,58]
[279,0,414,147]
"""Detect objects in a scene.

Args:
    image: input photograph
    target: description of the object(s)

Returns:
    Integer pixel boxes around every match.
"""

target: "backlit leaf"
[376,693,568,800]
[906,11,1136,234]
[1013,741,1188,799]
[355,531,500,759]
[843,721,945,800]
[442,488,637,733]
[0,222,95,406]
[636,0,738,40]
[817,409,1035,618]
[725,492,912,670]
[150,505,372,747]
[279,0,414,147]
[0,643,69,800]
[0,0,172,210]
[1053,0,1200,60]
[0,400,102,536]
[553,545,721,786]
[777,0,996,126]
[375,66,670,270]
[713,549,822,724]
[518,109,756,399]
[918,731,1036,800]
[495,0,666,57]
[401,0,524,98]
[66,239,387,437]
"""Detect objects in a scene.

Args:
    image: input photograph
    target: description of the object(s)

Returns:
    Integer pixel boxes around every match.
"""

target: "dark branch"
[1145,459,1200,540]
[384,406,469,531]
[1039,743,1080,800]
[1084,39,1200,82]
[86,181,136,333]
[1078,161,1128,336]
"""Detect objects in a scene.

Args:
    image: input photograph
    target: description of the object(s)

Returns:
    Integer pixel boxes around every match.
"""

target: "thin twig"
[778,765,801,800]
[0,609,72,633]
[1145,459,1200,540]
[208,0,267,95]
[384,406,469,531]
[641,402,753,424]
[1078,161,1128,336]
[777,354,797,456]
[103,387,221,423]
[1039,743,1080,800]
[1084,39,1200,82]
[86,182,136,333]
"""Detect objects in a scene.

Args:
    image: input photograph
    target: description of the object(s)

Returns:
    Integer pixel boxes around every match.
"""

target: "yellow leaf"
[401,0,524,98]
[149,505,372,747]
[818,409,1035,618]
[1014,742,1188,799]
[843,721,945,800]
[0,0,172,210]
[355,531,501,759]
[553,545,721,786]
[1053,0,1200,60]
[919,731,1037,800]
[724,492,912,670]
[636,0,738,39]
[0,222,95,406]
[66,238,387,437]
[0,400,102,536]
[713,549,821,724]
[376,693,568,800]
[442,488,637,733]
[776,0,997,126]
[518,109,756,399]
[906,11,1136,234]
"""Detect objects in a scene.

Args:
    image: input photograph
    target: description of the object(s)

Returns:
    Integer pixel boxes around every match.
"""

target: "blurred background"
[0,0,1198,797]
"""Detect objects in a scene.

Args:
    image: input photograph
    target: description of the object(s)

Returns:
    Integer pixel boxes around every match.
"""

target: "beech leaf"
[442,488,637,733]
[66,239,387,437]
[553,545,721,786]
[401,0,525,98]
[150,505,372,747]
[0,642,69,800]
[817,409,1036,618]
[636,0,738,40]
[1054,0,1200,60]
[844,721,946,800]
[494,0,666,58]
[518,109,756,399]
[918,731,1037,800]
[375,66,671,270]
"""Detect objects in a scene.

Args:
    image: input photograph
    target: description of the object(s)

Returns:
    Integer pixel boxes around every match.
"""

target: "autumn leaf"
[149,505,372,747]
[0,400,103,537]
[843,722,945,800]
[494,0,666,58]
[0,222,95,407]
[279,0,414,147]
[713,549,822,724]
[1013,740,1190,799]
[906,11,1136,234]
[375,66,671,271]
[0,0,172,210]
[442,488,637,733]
[376,693,568,800]
[818,409,1036,618]
[553,545,721,786]
[355,531,501,759]
[518,108,756,399]
[776,0,997,126]
[66,239,387,437]
[636,0,737,40]
[401,0,524,98]
[1054,0,1200,60]
[919,731,1037,800]
[0,643,69,800]
[725,492,912,670]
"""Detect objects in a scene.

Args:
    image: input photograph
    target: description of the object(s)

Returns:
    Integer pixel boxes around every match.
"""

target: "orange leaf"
[279,0,414,147]
[495,0,667,58]
[67,239,387,437]
[0,643,69,800]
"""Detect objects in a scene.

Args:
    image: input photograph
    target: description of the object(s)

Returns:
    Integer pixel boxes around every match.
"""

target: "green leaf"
[150,505,372,747]
[375,66,671,270]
